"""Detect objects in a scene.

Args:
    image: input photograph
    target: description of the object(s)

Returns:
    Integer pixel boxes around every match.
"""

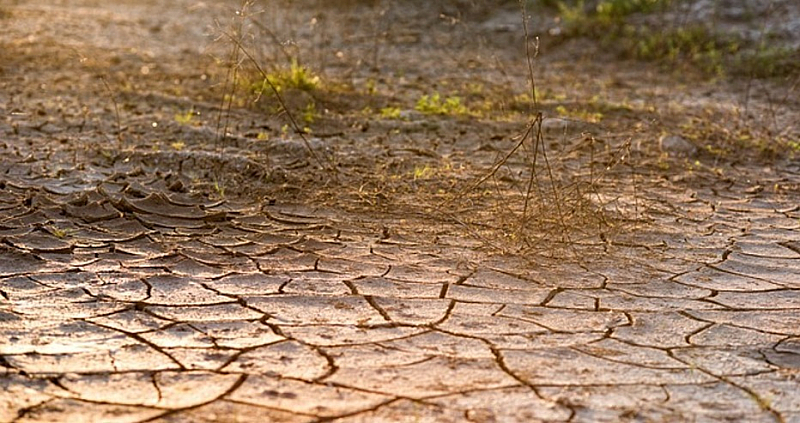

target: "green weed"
[551,0,796,78]
[412,164,435,180]
[415,93,469,116]
[47,226,73,239]
[213,180,226,198]
[595,0,666,22]
[174,110,196,125]
[555,105,604,123]
[252,59,320,94]
[379,106,402,119]
[302,102,317,124]
[557,0,670,29]
[680,110,797,159]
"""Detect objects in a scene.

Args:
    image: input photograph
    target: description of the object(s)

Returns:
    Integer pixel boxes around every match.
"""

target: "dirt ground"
[1,0,799,422]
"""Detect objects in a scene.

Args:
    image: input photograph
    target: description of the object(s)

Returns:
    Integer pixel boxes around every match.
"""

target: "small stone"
[659,134,697,157]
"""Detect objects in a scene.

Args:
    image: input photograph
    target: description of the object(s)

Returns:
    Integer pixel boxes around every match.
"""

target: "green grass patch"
[174,109,196,125]
[251,59,320,94]
[623,25,797,78]
[556,0,672,28]
[550,0,797,78]
[415,93,469,116]
[379,106,402,119]
[680,110,798,159]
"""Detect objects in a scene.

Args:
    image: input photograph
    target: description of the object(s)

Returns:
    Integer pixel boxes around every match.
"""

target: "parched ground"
[1,1,799,422]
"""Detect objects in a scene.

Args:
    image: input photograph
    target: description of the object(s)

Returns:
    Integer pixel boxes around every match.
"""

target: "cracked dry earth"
[2,1,800,423]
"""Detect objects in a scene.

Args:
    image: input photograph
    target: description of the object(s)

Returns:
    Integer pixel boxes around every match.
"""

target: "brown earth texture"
[1,0,800,422]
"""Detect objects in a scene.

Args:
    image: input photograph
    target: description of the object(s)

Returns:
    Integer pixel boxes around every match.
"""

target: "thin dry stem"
[99,76,123,145]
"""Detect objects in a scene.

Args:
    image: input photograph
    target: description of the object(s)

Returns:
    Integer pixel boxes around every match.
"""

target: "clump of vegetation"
[379,106,402,119]
[555,105,603,123]
[555,0,670,29]
[174,109,196,125]
[549,0,798,78]
[680,109,798,160]
[251,59,320,94]
[631,25,732,76]
[301,102,317,124]
[415,93,469,116]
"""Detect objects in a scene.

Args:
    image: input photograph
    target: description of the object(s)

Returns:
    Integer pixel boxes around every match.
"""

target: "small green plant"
[595,0,666,23]
[47,226,73,239]
[302,102,317,124]
[174,109,196,125]
[379,106,402,119]
[365,78,377,95]
[466,82,484,95]
[555,105,604,123]
[631,25,732,76]
[253,59,320,94]
[284,59,320,91]
[788,141,800,155]
[558,0,670,28]
[415,93,468,116]
[412,164,435,180]
[213,180,225,198]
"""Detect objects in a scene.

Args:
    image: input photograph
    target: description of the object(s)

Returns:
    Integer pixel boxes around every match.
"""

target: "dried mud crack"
[2,1,800,422]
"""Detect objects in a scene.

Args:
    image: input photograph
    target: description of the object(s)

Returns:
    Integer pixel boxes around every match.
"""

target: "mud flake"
[502,347,711,385]
[327,355,516,399]
[157,399,313,423]
[281,324,423,347]
[372,297,451,325]
[688,310,800,336]
[712,290,800,310]
[436,302,549,336]
[230,375,390,417]
[169,257,228,279]
[191,320,284,349]
[690,323,786,347]
[430,386,572,422]
[16,398,162,423]
[144,275,231,305]
[120,192,207,219]
[0,247,45,277]
[447,284,551,305]
[498,305,628,333]
[146,303,262,322]
[223,340,329,379]
[351,277,442,299]
[206,273,287,296]
[576,338,686,369]
[64,200,122,223]
[664,383,774,421]
[246,295,383,326]
[134,212,211,229]
[612,312,708,348]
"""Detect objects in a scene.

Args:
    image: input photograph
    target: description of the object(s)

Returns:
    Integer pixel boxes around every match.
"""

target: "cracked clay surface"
[2,1,800,422]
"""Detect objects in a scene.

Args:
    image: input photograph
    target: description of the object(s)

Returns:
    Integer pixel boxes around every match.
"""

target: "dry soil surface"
[1,1,800,422]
